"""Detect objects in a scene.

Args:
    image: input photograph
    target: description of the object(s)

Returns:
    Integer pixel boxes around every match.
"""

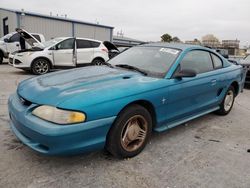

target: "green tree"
[172,36,181,43]
[161,33,172,42]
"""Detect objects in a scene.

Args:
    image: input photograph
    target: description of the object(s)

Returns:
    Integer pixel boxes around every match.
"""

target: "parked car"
[239,54,250,87]
[216,49,229,59]
[11,29,117,74]
[103,41,119,59]
[8,43,244,158]
[118,46,129,53]
[0,28,45,64]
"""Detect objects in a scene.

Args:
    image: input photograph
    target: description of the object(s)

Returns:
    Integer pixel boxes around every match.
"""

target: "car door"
[76,39,94,65]
[6,33,21,53]
[52,38,76,66]
[165,50,220,126]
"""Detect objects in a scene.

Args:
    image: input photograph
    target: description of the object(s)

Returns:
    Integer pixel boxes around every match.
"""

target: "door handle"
[211,79,217,86]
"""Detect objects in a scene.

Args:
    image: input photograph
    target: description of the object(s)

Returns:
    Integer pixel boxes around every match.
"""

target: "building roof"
[113,36,144,43]
[113,36,145,47]
[0,7,114,29]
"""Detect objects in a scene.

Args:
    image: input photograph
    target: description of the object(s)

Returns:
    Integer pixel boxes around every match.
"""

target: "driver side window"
[56,38,74,50]
[180,50,213,74]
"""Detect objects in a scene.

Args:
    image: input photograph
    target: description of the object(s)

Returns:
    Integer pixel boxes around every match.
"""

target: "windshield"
[41,38,64,48]
[109,46,180,77]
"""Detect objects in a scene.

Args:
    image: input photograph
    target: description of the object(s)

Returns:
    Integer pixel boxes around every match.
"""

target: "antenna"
[117,30,124,37]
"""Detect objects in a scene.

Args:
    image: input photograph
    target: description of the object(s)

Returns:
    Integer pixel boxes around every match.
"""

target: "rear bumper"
[8,93,116,155]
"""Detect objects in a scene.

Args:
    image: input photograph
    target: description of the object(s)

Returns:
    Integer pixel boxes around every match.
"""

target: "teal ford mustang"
[8,43,244,158]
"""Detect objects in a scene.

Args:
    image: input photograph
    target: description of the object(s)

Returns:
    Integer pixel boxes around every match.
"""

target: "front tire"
[216,86,235,115]
[31,59,50,75]
[106,105,152,158]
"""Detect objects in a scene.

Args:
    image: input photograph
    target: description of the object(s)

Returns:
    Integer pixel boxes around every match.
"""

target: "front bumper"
[8,93,116,155]
[12,55,31,69]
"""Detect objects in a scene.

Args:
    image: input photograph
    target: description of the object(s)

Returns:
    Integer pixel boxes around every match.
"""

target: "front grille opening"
[9,58,13,64]
[14,59,22,64]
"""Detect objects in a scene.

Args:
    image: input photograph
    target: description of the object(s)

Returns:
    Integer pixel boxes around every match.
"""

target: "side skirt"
[53,63,92,69]
[154,106,220,132]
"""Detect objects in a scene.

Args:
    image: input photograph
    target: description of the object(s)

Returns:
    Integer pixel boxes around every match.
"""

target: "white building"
[0,8,114,41]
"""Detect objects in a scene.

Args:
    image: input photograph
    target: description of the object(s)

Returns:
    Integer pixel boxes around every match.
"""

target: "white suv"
[0,29,45,64]
[12,33,112,74]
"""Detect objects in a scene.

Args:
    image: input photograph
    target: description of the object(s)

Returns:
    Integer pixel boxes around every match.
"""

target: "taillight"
[102,48,108,53]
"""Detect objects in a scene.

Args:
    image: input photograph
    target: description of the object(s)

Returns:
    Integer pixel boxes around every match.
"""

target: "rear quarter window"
[211,53,223,69]
[91,41,100,48]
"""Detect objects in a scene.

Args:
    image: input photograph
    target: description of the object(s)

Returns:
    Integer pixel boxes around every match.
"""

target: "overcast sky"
[1,0,250,45]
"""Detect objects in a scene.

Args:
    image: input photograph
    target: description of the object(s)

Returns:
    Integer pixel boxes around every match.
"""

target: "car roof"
[140,42,204,51]
[76,37,102,42]
[53,37,102,43]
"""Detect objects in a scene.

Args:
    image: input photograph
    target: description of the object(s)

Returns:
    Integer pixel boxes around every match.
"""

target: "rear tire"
[106,105,152,158]
[216,86,235,115]
[31,59,50,75]
[92,58,104,66]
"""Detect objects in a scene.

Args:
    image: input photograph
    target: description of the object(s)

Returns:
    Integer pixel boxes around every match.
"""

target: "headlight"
[32,105,86,124]
[17,52,33,56]
[26,52,34,56]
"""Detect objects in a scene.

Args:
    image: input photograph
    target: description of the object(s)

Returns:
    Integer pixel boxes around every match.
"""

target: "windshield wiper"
[115,64,148,75]
[102,61,114,68]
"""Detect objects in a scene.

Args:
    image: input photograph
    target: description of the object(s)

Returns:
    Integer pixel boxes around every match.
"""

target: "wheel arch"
[230,81,239,96]
[117,100,157,128]
[92,56,105,63]
[31,56,53,69]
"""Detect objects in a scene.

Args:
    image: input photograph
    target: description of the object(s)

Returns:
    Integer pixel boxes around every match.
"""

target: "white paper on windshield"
[160,48,179,55]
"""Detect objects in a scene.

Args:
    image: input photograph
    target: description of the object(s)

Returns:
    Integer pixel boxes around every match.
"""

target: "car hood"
[17,66,162,107]
[239,59,250,66]
[16,28,44,48]
[12,47,44,54]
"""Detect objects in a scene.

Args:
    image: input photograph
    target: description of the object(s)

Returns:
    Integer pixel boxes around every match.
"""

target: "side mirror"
[4,38,9,42]
[174,69,197,79]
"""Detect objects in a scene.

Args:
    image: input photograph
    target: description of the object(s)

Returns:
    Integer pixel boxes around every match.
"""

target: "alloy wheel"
[34,60,49,74]
[224,90,234,111]
[121,115,148,152]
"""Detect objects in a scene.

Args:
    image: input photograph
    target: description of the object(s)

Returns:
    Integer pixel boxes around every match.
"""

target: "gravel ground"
[0,64,250,188]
